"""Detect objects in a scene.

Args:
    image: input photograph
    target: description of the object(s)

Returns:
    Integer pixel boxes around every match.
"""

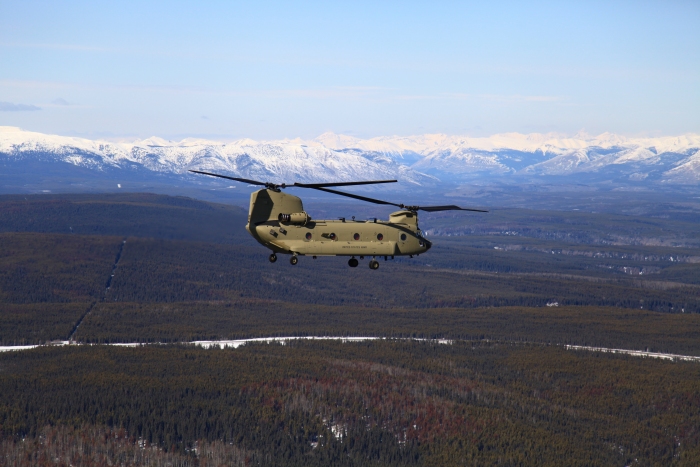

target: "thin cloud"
[246,87,390,99]
[393,93,564,103]
[0,79,67,90]
[0,79,202,94]
[0,42,109,52]
[479,94,564,103]
[0,80,564,104]
[0,101,41,111]
[52,98,70,105]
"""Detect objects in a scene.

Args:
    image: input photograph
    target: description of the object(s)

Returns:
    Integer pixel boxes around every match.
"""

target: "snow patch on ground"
[2,337,699,362]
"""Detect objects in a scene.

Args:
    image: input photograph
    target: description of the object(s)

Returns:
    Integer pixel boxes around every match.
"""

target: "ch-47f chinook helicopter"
[190,170,487,269]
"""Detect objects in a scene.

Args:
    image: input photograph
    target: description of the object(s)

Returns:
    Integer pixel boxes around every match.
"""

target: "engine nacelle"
[278,212,311,225]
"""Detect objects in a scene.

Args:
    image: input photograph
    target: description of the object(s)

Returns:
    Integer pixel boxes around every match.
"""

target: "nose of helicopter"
[423,239,432,251]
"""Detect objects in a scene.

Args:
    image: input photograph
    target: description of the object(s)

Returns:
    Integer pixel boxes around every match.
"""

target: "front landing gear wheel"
[348,258,359,268]
[269,253,277,263]
[290,255,299,265]
[369,259,379,270]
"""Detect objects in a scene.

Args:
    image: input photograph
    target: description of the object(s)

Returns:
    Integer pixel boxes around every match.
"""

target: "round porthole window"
[305,232,312,240]
[329,233,337,240]
[377,233,383,241]
[353,233,360,240]
[400,233,407,241]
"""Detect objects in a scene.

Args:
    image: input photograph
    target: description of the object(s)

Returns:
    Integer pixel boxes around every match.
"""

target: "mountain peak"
[1,127,699,188]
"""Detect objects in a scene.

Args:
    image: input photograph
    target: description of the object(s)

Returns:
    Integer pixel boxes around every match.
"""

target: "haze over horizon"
[4,121,700,142]
[1,1,698,141]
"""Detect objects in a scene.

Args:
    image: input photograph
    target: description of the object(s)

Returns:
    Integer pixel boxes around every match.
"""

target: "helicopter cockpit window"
[376,233,383,241]
[305,232,312,240]
[400,233,407,241]
[353,233,360,240]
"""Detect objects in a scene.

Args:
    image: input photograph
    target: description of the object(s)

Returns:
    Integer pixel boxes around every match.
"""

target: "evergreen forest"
[1,192,699,466]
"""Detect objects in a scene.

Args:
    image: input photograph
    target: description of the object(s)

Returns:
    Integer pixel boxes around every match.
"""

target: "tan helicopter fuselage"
[245,188,431,257]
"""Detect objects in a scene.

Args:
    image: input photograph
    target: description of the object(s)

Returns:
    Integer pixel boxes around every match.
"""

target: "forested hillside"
[2,342,700,466]
[1,193,699,465]
[0,193,250,243]
[2,230,699,346]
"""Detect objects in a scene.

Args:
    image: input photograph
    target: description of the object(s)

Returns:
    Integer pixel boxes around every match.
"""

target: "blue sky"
[0,0,698,140]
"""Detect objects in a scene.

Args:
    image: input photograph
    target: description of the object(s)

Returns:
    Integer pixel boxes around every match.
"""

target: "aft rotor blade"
[188,170,268,186]
[308,186,404,208]
[419,205,489,213]
[309,187,489,213]
[294,180,397,188]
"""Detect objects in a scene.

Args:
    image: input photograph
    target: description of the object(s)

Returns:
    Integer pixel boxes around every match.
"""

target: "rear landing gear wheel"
[369,259,379,270]
[348,258,359,268]
[290,255,298,265]
[269,253,277,263]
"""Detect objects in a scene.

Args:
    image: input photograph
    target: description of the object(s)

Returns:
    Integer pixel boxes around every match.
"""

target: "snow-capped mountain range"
[1,126,699,189]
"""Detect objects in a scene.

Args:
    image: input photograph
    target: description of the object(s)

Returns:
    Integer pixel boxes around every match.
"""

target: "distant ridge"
[1,126,699,189]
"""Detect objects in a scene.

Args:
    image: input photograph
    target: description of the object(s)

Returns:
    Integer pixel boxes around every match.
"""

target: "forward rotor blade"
[419,205,489,213]
[308,186,404,208]
[190,170,488,213]
[189,171,396,190]
[294,180,397,188]
[188,170,268,186]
